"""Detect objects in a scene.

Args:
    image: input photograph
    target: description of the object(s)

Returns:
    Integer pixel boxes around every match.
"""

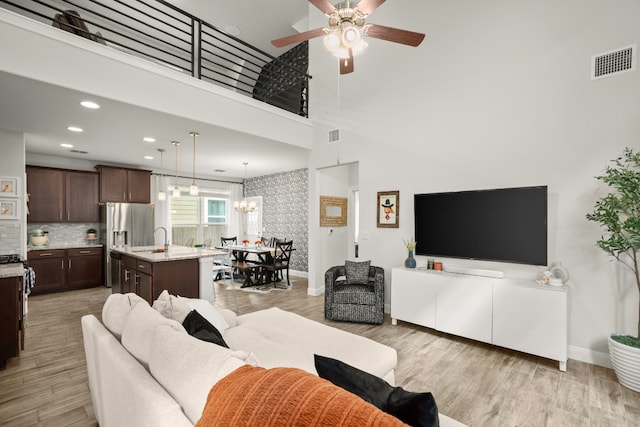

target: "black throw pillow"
[314,354,439,427]
[182,309,229,348]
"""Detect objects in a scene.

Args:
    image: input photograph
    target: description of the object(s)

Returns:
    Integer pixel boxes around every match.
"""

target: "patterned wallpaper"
[246,168,308,273]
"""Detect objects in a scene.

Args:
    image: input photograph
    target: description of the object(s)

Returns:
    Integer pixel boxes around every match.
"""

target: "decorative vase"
[609,335,640,392]
[549,261,569,284]
[404,250,416,268]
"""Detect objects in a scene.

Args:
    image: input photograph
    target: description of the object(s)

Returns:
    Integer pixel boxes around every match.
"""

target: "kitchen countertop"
[0,264,24,278]
[110,245,226,262]
[28,243,104,251]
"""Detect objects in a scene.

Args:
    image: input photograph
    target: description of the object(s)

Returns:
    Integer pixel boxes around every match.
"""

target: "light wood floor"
[1,278,639,426]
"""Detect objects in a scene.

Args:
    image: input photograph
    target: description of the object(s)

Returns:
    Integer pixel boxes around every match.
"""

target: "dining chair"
[185,237,195,247]
[258,240,293,288]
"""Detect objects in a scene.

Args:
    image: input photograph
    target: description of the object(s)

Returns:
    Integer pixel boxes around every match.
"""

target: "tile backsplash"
[27,223,101,246]
[0,221,22,255]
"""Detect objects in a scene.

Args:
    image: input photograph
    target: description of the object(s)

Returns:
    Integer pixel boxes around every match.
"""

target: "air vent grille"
[592,45,636,80]
[328,128,340,144]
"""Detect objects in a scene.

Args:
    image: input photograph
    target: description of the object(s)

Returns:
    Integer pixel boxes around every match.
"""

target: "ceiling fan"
[271,0,425,74]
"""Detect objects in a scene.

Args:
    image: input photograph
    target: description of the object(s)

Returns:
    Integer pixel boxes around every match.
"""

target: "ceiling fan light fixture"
[323,32,340,53]
[352,38,368,56]
[341,24,360,48]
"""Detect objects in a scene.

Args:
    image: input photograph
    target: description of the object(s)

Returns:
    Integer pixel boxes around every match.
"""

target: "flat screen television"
[413,186,547,266]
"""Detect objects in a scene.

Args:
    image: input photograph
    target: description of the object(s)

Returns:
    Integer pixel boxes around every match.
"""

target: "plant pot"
[608,334,640,392]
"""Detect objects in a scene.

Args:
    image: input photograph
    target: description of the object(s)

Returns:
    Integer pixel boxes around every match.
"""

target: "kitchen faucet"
[153,227,169,252]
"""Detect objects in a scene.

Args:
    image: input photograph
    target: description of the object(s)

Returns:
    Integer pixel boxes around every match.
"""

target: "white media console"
[391,267,568,371]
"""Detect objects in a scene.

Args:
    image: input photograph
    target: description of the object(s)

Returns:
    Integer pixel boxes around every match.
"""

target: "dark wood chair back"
[220,236,237,246]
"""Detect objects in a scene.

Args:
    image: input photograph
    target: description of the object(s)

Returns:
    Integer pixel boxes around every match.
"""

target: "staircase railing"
[0,0,310,117]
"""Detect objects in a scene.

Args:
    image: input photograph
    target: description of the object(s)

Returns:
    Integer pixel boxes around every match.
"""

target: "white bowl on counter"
[30,235,49,246]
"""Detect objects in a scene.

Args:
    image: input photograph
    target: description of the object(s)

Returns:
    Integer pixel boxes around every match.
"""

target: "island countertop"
[110,245,226,262]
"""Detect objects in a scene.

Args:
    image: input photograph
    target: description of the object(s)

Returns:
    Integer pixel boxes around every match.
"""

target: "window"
[170,188,230,246]
[205,198,227,224]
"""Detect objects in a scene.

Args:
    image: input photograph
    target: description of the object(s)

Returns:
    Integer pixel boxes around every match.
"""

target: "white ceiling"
[3,0,314,180]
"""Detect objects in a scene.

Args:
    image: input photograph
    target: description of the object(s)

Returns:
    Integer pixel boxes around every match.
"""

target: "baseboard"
[568,345,612,368]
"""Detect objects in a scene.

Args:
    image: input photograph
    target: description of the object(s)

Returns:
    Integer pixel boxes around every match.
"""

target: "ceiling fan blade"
[271,27,326,48]
[309,0,336,15]
[356,0,386,15]
[365,24,425,47]
[340,49,354,74]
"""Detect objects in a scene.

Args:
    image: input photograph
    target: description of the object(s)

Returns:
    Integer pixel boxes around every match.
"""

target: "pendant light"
[157,148,166,201]
[189,131,199,196]
[234,162,257,213]
[172,141,181,197]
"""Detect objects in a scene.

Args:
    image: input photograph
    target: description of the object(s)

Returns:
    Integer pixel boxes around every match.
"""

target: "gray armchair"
[324,264,385,325]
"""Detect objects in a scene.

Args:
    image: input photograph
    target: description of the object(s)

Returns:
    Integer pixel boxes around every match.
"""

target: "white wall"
[309,0,640,365]
[0,130,27,257]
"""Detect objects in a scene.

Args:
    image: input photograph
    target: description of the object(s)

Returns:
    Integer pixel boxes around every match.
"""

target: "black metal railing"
[0,0,310,117]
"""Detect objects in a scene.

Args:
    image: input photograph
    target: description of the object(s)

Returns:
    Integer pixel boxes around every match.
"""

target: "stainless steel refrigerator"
[100,203,155,289]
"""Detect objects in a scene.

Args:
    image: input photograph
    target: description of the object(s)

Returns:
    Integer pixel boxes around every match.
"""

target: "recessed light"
[143,137,156,143]
[144,155,154,160]
[80,101,100,109]
[67,126,83,132]
[60,143,74,148]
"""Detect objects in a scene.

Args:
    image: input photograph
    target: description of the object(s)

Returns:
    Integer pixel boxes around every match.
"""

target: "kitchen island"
[110,245,226,304]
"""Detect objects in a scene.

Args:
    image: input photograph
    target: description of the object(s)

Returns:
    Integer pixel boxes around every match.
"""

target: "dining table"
[215,244,294,287]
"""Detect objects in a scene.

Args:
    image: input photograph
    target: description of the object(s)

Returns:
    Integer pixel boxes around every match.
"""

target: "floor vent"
[328,128,341,144]
[591,45,636,80]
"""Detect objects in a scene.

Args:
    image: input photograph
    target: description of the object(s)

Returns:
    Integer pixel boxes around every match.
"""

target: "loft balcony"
[0,0,311,118]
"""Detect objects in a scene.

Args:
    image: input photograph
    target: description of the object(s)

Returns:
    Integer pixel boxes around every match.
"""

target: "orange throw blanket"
[196,365,408,426]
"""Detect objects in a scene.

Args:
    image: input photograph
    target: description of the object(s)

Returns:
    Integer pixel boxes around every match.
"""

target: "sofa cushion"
[121,303,185,370]
[179,297,229,332]
[224,307,397,382]
[195,365,408,427]
[149,323,249,424]
[182,309,229,348]
[102,293,148,340]
[153,290,192,323]
[314,354,440,427]
[345,260,371,284]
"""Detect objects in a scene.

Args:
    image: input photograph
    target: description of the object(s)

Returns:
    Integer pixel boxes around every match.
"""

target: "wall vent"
[328,128,341,144]
[591,45,636,80]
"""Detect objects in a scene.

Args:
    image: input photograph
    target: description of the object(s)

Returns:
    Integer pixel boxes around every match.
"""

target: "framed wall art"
[320,195,347,226]
[0,177,18,198]
[0,199,18,219]
[377,190,399,228]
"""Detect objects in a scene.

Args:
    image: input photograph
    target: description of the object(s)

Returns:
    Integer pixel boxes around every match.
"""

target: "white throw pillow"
[179,298,229,332]
[152,290,192,323]
[102,293,149,340]
[149,323,248,424]
[121,303,186,370]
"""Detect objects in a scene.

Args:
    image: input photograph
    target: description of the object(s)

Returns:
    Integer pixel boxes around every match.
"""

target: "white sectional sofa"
[81,293,464,426]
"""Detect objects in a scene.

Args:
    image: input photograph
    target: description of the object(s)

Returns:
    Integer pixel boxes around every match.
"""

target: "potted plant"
[87,228,97,239]
[586,147,640,392]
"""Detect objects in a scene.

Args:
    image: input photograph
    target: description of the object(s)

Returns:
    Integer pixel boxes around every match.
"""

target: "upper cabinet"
[26,166,99,223]
[96,165,151,203]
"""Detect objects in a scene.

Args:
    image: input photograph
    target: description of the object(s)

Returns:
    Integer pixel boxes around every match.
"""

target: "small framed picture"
[0,177,18,198]
[0,199,18,219]
[377,190,399,228]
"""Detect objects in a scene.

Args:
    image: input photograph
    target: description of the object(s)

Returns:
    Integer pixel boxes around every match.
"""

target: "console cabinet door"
[436,275,493,343]
[391,268,437,328]
[66,171,99,222]
[26,167,65,223]
[493,283,567,362]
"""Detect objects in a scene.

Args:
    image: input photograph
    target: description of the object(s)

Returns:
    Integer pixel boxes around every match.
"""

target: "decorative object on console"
[403,237,417,268]
[549,261,569,285]
[586,147,640,391]
[377,190,399,228]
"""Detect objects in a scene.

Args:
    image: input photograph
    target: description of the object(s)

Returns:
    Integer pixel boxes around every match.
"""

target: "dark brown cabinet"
[28,247,103,295]
[119,254,199,304]
[96,165,151,203]
[0,275,22,369]
[26,166,99,223]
